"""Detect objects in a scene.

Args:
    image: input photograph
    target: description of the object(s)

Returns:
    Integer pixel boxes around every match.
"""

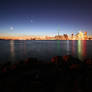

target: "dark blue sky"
[0,0,92,36]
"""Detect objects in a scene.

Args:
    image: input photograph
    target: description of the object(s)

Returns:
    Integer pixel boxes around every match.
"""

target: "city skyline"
[0,0,92,36]
[0,31,91,40]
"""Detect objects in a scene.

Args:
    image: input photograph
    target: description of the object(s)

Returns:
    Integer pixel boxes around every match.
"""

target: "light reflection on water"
[72,40,75,56]
[0,40,91,63]
[82,40,87,57]
[57,40,61,54]
[78,40,82,60]
[66,40,70,55]
[24,41,27,56]
[10,40,15,62]
[77,40,87,61]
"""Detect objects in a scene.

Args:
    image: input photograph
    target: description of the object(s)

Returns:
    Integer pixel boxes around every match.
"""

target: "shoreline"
[0,55,92,92]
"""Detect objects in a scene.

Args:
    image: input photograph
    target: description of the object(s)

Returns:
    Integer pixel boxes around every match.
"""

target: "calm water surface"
[0,40,92,64]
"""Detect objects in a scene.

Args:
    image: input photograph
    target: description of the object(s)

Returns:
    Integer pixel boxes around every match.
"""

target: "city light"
[0,31,91,40]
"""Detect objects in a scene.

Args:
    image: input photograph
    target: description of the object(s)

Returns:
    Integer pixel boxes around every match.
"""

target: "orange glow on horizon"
[0,31,91,40]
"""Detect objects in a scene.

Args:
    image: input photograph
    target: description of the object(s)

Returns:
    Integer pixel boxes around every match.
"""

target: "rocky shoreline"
[0,55,92,92]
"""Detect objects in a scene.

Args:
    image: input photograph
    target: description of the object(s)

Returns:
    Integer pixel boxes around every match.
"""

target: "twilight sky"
[0,0,92,36]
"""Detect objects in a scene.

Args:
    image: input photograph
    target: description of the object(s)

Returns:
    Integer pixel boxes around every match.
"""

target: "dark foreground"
[0,55,92,92]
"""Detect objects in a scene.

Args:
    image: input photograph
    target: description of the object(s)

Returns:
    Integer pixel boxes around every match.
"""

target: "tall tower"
[58,25,60,36]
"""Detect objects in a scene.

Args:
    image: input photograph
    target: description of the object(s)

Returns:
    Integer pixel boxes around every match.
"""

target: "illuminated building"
[75,31,88,40]
[84,32,88,40]
[76,32,84,40]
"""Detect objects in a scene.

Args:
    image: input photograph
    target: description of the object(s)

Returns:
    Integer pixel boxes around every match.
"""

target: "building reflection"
[72,40,75,56]
[78,40,82,60]
[77,40,87,60]
[82,40,87,57]
[57,40,61,52]
[57,40,62,55]
[10,40,15,62]
[66,40,70,55]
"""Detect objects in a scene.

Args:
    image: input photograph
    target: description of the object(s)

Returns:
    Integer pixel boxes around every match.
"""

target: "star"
[30,20,33,23]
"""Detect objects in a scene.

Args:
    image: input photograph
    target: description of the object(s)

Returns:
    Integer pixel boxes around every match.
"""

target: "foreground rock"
[0,55,92,92]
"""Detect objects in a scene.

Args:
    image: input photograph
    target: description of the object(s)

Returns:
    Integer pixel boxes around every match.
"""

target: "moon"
[10,26,14,30]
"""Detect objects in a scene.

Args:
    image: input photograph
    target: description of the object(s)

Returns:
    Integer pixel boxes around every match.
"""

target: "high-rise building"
[84,32,88,40]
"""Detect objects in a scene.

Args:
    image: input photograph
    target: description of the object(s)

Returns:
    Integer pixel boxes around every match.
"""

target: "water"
[0,40,92,64]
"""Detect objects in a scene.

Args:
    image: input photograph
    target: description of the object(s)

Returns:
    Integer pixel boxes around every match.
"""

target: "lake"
[0,40,92,64]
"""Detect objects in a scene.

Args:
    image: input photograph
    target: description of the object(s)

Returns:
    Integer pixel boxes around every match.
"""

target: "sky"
[0,0,92,36]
